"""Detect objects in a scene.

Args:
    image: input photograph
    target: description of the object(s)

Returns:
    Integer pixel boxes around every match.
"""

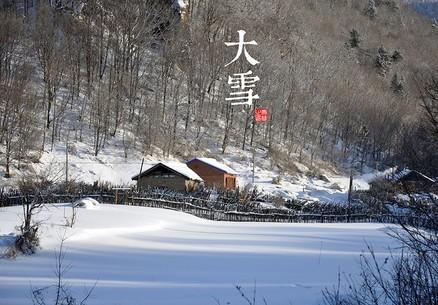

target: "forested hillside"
[1,0,437,185]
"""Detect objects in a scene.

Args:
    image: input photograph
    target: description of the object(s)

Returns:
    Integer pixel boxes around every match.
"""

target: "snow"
[153,161,203,181]
[134,161,204,181]
[392,168,413,181]
[218,146,377,203]
[391,168,436,183]
[0,204,399,305]
[0,129,391,204]
[396,192,437,202]
[172,0,188,10]
[73,197,100,209]
[0,139,193,189]
[0,140,147,188]
[188,157,237,175]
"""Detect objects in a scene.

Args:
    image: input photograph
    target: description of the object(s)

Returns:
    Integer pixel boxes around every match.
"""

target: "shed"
[391,169,436,192]
[186,157,237,190]
[392,169,435,184]
[132,162,203,192]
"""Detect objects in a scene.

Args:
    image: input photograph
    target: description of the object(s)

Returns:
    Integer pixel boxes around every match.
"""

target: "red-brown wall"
[187,160,236,190]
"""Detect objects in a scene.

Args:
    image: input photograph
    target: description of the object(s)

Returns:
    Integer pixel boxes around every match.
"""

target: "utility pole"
[251,105,256,185]
[137,157,144,192]
[251,107,269,184]
[65,130,69,192]
[347,171,353,223]
[252,145,255,184]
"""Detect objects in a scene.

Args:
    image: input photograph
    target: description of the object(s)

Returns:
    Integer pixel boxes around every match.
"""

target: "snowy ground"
[0,137,392,204]
[0,204,399,305]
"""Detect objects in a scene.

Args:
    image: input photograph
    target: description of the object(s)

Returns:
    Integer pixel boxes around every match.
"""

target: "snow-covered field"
[0,204,399,305]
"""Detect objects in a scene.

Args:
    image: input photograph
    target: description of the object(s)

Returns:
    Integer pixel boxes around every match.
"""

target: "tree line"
[0,0,437,180]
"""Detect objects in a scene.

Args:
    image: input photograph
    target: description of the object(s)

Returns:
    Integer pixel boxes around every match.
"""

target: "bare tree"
[323,200,438,305]
[31,234,95,305]
[33,4,66,151]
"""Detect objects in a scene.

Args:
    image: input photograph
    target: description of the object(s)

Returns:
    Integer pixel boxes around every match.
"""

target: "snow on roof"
[391,168,412,182]
[391,169,435,183]
[188,158,237,175]
[172,0,188,10]
[132,161,203,181]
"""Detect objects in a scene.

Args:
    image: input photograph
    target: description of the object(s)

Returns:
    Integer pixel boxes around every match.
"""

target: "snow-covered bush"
[9,192,45,257]
[272,176,282,185]
[329,183,343,191]
[73,197,100,209]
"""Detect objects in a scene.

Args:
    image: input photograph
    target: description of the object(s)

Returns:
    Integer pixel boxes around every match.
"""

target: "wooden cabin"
[392,169,436,193]
[186,158,237,190]
[132,162,203,192]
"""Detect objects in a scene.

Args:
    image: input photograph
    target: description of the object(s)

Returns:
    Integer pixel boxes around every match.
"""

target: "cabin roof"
[392,169,435,184]
[187,157,237,175]
[132,162,203,181]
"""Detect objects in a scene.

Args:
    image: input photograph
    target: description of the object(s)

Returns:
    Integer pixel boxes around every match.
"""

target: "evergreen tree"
[391,73,404,95]
[376,46,392,76]
[349,29,361,48]
[376,0,399,10]
[366,0,377,19]
[392,50,403,63]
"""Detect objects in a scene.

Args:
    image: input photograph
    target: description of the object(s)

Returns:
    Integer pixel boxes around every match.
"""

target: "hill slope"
[0,0,437,191]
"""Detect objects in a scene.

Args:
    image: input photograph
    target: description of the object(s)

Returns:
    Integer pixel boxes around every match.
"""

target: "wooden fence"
[0,192,433,227]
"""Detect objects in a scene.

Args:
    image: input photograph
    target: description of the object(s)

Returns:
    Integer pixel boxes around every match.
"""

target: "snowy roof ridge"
[391,168,435,183]
[391,168,412,181]
[172,0,188,9]
[187,157,237,175]
[132,161,203,181]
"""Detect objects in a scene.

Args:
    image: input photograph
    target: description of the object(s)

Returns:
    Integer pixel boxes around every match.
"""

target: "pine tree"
[392,50,403,63]
[376,46,392,76]
[376,0,399,10]
[349,29,361,48]
[391,73,404,95]
[366,0,377,19]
